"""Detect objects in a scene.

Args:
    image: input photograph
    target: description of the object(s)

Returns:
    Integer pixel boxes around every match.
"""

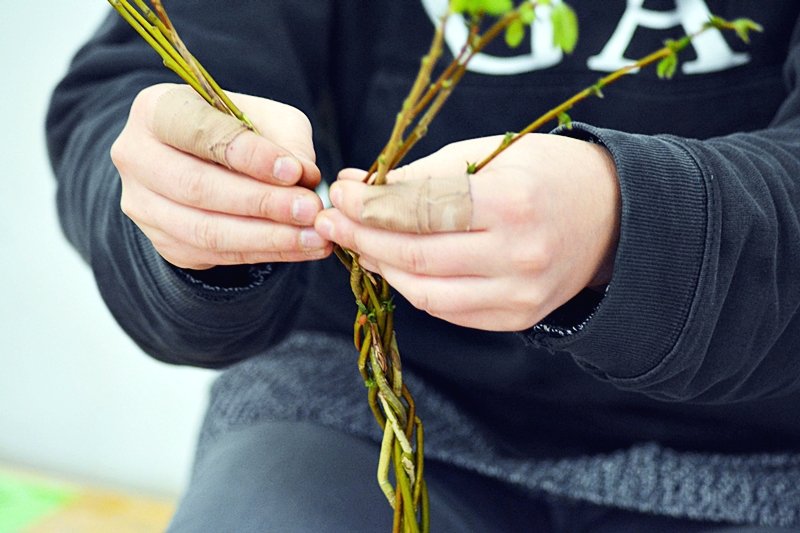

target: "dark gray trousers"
[167,421,796,532]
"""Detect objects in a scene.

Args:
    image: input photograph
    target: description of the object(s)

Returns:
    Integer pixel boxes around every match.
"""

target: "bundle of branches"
[108,1,759,531]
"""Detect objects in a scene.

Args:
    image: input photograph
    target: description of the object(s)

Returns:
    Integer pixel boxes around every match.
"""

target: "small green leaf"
[590,82,604,98]
[551,2,578,53]
[656,53,678,79]
[382,298,396,313]
[450,0,513,17]
[501,131,516,147]
[519,3,536,25]
[466,161,478,174]
[732,18,763,44]
[557,112,573,129]
[505,19,525,48]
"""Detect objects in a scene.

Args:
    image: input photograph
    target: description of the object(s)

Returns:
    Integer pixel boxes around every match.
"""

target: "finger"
[124,189,329,255]
[218,89,321,190]
[150,85,321,188]
[374,263,543,331]
[138,222,331,268]
[372,262,499,317]
[316,208,499,277]
[224,129,321,189]
[130,140,323,225]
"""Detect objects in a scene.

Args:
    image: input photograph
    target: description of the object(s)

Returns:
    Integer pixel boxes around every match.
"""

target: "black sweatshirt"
[47,1,800,524]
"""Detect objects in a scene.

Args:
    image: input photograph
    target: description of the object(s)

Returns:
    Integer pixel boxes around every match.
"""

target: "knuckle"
[109,137,123,166]
[389,163,423,184]
[508,238,552,274]
[109,135,132,170]
[500,185,539,226]
[254,188,277,218]
[218,250,249,265]
[119,191,135,219]
[193,218,222,251]
[236,134,260,173]
[278,249,300,262]
[267,228,297,254]
[399,243,428,274]
[177,167,211,207]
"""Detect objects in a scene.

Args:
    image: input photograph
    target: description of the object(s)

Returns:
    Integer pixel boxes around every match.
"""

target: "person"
[47,1,800,531]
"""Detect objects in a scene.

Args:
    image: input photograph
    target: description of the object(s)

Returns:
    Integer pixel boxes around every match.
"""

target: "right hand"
[110,83,331,270]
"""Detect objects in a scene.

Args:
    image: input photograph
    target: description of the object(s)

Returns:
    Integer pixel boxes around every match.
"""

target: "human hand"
[315,134,620,331]
[111,83,331,270]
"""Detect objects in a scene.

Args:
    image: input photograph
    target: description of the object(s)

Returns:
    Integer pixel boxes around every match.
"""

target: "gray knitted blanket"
[197,332,800,528]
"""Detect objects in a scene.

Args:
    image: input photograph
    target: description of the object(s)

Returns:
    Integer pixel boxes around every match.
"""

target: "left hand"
[315,134,620,331]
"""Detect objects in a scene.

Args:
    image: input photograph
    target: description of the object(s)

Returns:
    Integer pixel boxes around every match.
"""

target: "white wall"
[0,3,216,497]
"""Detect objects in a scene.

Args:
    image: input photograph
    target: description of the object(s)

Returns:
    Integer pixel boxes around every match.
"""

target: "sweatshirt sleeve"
[46,3,332,368]
[524,27,800,404]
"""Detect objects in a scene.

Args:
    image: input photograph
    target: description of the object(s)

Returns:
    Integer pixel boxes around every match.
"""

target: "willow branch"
[473,21,754,172]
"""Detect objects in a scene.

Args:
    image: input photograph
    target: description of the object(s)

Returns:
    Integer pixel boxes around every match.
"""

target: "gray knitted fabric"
[197,332,800,528]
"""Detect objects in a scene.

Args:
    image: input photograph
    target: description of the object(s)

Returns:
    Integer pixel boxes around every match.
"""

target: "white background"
[0,2,216,497]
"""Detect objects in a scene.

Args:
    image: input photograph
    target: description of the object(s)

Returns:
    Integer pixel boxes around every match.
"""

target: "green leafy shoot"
[656,52,679,79]
[707,15,763,44]
[557,112,573,129]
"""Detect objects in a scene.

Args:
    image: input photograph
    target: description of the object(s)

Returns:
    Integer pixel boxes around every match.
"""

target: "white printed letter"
[587,0,748,75]
[420,0,563,76]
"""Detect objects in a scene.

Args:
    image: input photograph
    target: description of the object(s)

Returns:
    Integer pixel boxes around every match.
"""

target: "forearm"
[46,7,327,367]
[526,117,800,403]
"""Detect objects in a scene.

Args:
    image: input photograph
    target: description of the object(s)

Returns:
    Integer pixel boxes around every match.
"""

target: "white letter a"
[587,0,748,75]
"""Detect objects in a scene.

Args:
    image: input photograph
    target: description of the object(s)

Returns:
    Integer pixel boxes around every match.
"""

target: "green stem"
[412,417,425,507]
[473,29,706,172]
[137,0,257,130]
[108,0,212,103]
[421,481,430,533]
[372,12,449,185]
[368,1,538,183]
[377,423,396,507]
[394,442,420,533]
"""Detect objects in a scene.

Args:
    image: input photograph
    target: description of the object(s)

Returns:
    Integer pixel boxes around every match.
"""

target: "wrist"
[585,142,621,289]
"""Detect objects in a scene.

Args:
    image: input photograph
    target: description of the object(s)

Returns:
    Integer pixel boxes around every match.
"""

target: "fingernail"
[300,228,326,249]
[316,217,334,240]
[292,196,317,224]
[273,156,301,184]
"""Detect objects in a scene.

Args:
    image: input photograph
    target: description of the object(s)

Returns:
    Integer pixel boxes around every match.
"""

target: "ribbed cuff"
[131,223,290,331]
[524,124,709,381]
